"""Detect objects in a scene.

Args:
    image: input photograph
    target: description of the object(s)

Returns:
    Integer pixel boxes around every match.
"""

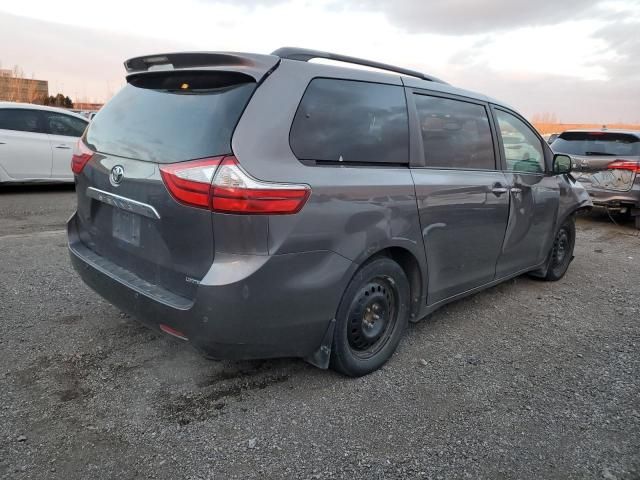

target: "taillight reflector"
[160,155,310,214]
[607,160,640,173]
[159,324,188,341]
[71,139,94,174]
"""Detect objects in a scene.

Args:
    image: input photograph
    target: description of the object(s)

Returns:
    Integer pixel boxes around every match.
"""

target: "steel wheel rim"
[552,228,570,269]
[347,277,398,359]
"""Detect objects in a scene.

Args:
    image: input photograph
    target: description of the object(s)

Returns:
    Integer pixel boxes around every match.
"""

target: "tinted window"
[0,109,43,133]
[290,79,408,164]
[86,72,256,163]
[45,113,88,137]
[495,110,545,173]
[414,95,495,169]
[551,132,640,157]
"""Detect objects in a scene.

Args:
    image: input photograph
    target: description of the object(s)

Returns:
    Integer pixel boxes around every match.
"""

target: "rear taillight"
[607,160,640,173]
[71,139,94,174]
[159,157,223,208]
[160,155,311,214]
[211,157,310,214]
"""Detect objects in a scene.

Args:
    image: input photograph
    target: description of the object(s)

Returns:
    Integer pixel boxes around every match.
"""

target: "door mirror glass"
[553,154,572,174]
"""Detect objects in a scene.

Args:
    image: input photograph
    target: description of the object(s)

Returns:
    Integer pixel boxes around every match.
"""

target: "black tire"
[330,257,410,377]
[541,216,576,281]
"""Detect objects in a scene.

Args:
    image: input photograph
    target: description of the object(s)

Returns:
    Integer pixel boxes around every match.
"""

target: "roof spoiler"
[123,52,280,81]
[272,47,448,84]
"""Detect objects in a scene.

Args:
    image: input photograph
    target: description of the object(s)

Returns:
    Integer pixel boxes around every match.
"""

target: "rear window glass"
[551,132,640,157]
[414,95,495,170]
[44,112,87,137]
[86,72,255,163]
[290,78,409,165]
[0,109,43,133]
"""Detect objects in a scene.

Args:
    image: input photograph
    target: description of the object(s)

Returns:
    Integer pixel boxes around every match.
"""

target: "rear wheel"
[330,257,410,377]
[541,217,576,281]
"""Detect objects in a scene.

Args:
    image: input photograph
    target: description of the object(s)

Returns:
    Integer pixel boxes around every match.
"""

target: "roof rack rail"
[271,47,447,84]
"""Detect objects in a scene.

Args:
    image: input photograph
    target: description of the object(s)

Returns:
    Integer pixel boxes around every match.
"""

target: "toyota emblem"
[110,165,125,186]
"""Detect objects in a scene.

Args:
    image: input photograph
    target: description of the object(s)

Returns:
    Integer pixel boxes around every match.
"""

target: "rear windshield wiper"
[584,151,616,156]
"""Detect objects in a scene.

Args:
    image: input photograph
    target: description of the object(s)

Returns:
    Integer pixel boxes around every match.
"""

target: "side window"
[495,110,544,173]
[290,78,408,164]
[45,113,88,137]
[0,109,43,133]
[414,95,495,170]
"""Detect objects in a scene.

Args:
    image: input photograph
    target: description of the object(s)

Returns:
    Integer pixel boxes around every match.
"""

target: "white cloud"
[0,0,638,122]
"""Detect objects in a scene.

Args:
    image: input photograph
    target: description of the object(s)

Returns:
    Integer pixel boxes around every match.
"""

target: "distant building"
[74,101,103,111]
[0,69,49,103]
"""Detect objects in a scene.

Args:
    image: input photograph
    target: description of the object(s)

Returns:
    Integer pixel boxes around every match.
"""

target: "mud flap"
[304,318,335,369]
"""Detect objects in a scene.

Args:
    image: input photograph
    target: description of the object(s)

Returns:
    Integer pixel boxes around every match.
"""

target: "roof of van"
[122,49,517,112]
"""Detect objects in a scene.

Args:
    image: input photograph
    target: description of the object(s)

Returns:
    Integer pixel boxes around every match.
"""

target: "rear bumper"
[585,183,640,210]
[68,213,354,360]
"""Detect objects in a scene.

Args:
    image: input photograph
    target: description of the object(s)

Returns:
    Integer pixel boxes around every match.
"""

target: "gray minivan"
[68,48,591,376]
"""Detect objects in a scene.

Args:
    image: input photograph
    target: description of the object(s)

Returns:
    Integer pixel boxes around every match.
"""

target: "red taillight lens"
[159,157,224,208]
[71,139,94,174]
[607,160,640,173]
[159,155,311,214]
[211,157,310,214]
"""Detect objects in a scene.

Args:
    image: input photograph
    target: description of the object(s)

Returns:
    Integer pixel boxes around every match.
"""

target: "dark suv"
[68,48,591,376]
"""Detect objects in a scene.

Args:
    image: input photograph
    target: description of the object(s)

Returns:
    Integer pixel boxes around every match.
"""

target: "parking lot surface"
[1,185,639,480]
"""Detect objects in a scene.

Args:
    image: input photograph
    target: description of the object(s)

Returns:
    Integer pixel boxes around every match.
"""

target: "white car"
[0,102,89,184]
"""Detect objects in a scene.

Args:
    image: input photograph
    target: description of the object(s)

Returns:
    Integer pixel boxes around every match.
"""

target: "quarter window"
[290,78,409,165]
[44,113,88,137]
[0,109,43,133]
[495,110,545,173]
[414,95,495,170]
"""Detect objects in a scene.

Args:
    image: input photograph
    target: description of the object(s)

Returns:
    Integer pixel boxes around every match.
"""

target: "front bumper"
[68,213,354,361]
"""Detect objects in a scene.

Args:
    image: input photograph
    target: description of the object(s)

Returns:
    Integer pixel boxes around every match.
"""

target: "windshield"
[551,132,640,157]
[86,71,255,163]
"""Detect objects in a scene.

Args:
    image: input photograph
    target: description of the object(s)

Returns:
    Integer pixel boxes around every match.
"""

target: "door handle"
[55,145,72,149]
[0,141,6,145]
[491,184,509,196]
[510,187,522,194]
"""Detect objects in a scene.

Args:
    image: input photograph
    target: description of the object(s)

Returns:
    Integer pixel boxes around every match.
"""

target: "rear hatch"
[551,131,640,192]
[73,53,278,299]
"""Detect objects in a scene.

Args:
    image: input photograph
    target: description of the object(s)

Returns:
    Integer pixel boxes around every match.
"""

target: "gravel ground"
[0,185,639,480]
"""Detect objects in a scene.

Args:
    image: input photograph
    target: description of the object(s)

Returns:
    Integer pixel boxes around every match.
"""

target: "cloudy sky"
[1,0,639,123]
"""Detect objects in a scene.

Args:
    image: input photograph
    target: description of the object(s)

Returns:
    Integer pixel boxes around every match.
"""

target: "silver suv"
[68,48,591,376]
[551,129,640,229]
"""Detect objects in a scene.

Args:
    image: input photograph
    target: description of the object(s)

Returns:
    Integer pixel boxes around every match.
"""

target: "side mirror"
[553,154,572,175]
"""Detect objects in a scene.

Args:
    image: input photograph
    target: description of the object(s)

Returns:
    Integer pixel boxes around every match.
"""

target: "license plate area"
[113,208,141,246]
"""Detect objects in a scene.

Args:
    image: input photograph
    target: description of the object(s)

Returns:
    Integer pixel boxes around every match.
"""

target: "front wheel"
[541,217,576,281]
[330,257,410,377]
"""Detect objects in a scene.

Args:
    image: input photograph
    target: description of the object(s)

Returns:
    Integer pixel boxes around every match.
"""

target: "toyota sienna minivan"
[68,48,591,376]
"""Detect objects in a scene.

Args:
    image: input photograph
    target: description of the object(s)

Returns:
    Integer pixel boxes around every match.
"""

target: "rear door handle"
[55,145,72,149]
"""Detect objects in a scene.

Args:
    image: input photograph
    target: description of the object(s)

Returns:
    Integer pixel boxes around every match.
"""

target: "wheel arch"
[305,244,426,369]
[366,246,424,322]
